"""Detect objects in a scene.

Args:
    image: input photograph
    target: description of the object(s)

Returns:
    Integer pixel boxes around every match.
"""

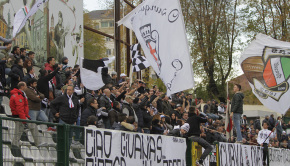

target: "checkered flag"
[131,43,150,72]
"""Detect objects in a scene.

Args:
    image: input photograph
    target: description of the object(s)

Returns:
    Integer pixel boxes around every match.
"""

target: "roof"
[88,10,114,20]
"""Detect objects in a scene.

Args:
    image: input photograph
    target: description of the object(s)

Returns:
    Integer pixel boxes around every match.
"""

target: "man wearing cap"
[118,73,126,84]
[218,102,225,114]
[122,95,138,124]
[173,104,184,119]
[168,123,190,137]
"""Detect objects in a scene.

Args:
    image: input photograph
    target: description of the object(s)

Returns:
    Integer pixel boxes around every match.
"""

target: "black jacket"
[80,105,96,126]
[50,94,80,124]
[23,73,34,83]
[0,60,7,86]
[168,129,182,137]
[143,108,152,129]
[151,119,164,134]
[231,92,244,114]
[98,95,112,113]
[186,114,207,137]
[9,64,24,90]
[37,68,60,99]
[132,96,149,128]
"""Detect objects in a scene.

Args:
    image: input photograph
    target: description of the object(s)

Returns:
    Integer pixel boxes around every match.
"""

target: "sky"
[83,0,110,11]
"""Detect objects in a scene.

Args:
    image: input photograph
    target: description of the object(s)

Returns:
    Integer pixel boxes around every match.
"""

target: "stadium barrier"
[0,115,289,166]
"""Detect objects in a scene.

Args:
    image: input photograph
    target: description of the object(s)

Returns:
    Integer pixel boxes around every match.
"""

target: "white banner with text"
[85,127,187,166]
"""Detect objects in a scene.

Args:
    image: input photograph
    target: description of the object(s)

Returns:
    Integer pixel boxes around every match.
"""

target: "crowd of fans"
[0,43,290,151]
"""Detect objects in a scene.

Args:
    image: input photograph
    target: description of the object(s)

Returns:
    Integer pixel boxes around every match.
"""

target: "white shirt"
[218,106,225,113]
[257,129,275,144]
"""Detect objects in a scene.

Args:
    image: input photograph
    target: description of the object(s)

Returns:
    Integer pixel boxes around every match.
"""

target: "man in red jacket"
[10,82,45,147]
[44,56,56,85]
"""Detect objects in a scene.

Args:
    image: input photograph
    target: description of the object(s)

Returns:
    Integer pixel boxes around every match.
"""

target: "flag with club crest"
[240,34,290,114]
[118,0,195,96]
[131,43,150,72]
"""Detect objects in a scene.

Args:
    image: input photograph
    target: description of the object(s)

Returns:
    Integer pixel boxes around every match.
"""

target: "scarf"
[67,95,74,108]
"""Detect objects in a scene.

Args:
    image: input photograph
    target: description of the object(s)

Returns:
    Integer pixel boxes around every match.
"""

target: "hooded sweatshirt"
[231,91,244,114]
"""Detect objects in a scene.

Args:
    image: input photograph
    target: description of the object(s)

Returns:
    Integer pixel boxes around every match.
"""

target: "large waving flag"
[240,34,290,114]
[80,57,115,90]
[13,0,49,37]
[118,0,194,96]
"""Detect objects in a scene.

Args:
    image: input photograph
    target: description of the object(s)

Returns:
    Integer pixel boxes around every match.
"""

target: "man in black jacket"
[230,84,244,143]
[9,58,24,90]
[99,88,112,129]
[81,98,105,126]
[51,85,80,124]
[187,106,213,165]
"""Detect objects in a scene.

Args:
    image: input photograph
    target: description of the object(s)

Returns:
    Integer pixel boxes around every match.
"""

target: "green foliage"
[83,12,106,60]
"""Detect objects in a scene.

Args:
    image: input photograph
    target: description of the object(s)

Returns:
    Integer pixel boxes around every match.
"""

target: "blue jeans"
[233,113,242,141]
[206,113,219,120]
[29,110,48,122]
[59,119,73,146]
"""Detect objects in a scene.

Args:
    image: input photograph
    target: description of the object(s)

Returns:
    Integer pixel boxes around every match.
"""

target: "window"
[101,21,108,28]
[106,37,111,42]
[109,21,114,27]
[95,23,99,29]
[106,49,111,55]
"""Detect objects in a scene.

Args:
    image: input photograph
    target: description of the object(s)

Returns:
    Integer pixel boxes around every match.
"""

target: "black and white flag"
[118,0,195,96]
[131,44,150,72]
[80,57,115,90]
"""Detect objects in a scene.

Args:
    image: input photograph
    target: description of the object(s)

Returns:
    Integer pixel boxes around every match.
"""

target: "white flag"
[240,34,290,114]
[13,0,49,37]
[13,6,29,37]
[80,57,115,90]
[118,0,194,96]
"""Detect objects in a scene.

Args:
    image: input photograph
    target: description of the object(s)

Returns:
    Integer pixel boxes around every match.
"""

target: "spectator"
[80,98,106,126]
[99,88,113,129]
[218,102,225,114]
[10,82,45,147]
[203,100,211,114]
[170,112,177,126]
[133,93,149,131]
[161,95,173,115]
[118,73,126,84]
[241,115,248,126]
[151,114,165,135]
[26,51,36,66]
[37,67,60,99]
[161,115,173,132]
[0,42,12,86]
[257,122,275,166]
[254,118,261,130]
[87,115,98,127]
[168,123,190,137]
[182,112,189,121]
[276,116,283,142]
[187,106,212,165]
[109,101,121,127]
[122,95,138,122]
[268,114,276,131]
[20,48,26,62]
[45,57,56,85]
[9,58,24,90]
[61,57,69,70]
[24,78,47,122]
[230,84,244,143]
[50,84,79,130]
[23,66,37,83]
[262,115,270,128]
[111,71,117,86]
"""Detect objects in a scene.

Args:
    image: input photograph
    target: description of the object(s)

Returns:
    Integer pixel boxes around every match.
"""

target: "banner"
[269,147,290,166]
[85,127,187,166]
[239,33,290,114]
[118,0,195,96]
[219,142,263,166]
[13,0,49,37]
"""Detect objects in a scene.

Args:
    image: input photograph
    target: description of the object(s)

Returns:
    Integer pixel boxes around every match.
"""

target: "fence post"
[57,124,70,166]
[0,118,3,166]
[186,138,192,166]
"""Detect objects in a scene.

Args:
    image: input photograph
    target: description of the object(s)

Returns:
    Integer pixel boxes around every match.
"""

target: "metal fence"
[0,115,85,166]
